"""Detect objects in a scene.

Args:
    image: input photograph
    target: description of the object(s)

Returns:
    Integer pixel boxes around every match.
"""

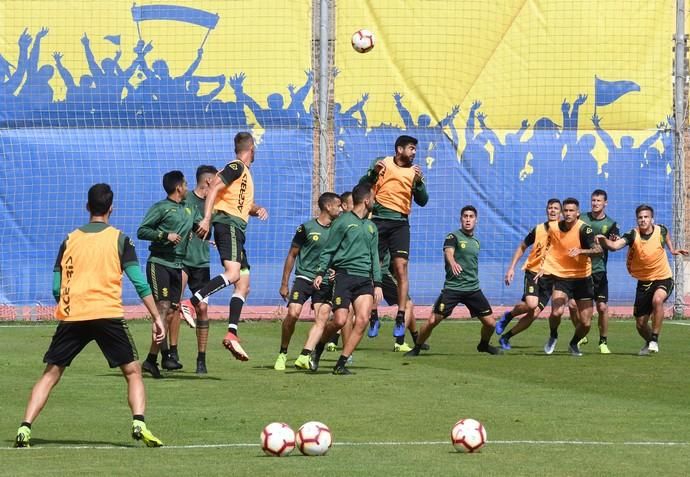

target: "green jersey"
[291,218,332,280]
[183,191,211,268]
[316,211,382,283]
[137,198,198,269]
[443,229,481,292]
[581,212,619,273]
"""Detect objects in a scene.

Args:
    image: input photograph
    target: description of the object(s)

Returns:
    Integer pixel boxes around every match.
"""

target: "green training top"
[315,211,382,283]
[137,198,199,269]
[291,218,332,281]
[581,212,619,274]
[443,229,481,292]
[183,191,211,268]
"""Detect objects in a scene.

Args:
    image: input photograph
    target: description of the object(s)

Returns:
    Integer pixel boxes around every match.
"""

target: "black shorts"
[633,278,674,317]
[553,276,594,301]
[432,288,493,318]
[591,271,609,303]
[214,223,250,270]
[521,271,554,310]
[372,218,410,260]
[288,277,333,306]
[183,266,211,295]
[146,261,182,307]
[331,273,374,310]
[43,319,138,368]
[380,273,411,306]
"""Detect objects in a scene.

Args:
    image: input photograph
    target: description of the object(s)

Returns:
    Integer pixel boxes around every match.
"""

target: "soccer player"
[180,132,268,361]
[359,135,428,340]
[572,189,619,354]
[405,206,502,356]
[326,191,354,352]
[180,165,218,374]
[14,184,165,448]
[597,204,687,354]
[369,249,428,352]
[539,198,602,356]
[137,170,197,378]
[496,199,562,350]
[274,192,342,371]
[308,183,383,375]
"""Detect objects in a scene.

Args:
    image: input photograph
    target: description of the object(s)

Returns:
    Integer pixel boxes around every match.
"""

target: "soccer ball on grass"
[450,418,486,453]
[261,422,296,457]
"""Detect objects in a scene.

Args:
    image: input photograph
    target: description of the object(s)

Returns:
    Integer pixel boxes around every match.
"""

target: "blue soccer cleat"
[368,318,380,338]
[495,311,511,335]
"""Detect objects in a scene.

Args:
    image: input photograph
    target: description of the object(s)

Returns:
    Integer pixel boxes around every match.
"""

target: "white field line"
[3,439,690,450]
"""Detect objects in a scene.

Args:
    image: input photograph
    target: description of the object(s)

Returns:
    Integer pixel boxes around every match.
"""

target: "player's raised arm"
[662,225,689,256]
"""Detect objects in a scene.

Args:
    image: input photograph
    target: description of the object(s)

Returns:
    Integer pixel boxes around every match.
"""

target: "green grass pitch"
[2,318,690,476]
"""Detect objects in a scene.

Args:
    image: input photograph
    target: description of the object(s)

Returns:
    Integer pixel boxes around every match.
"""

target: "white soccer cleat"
[179,299,197,328]
[648,341,659,353]
[638,344,650,356]
[544,337,557,355]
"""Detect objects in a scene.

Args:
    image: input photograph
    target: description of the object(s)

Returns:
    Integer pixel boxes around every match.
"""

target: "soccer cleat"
[222,331,249,361]
[568,343,583,357]
[332,364,352,375]
[477,343,504,355]
[14,425,31,448]
[648,341,659,353]
[638,344,650,356]
[419,342,430,351]
[326,342,337,352]
[368,318,381,338]
[178,299,197,328]
[142,360,163,379]
[294,354,311,370]
[578,336,589,347]
[544,337,557,355]
[132,420,163,447]
[393,342,412,352]
[273,352,287,371]
[495,311,511,335]
[346,354,354,365]
[393,320,405,338]
[310,353,320,372]
[599,343,611,354]
[195,359,207,374]
[499,335,512,351]
[161,357,183,371]
[404,347,421,357]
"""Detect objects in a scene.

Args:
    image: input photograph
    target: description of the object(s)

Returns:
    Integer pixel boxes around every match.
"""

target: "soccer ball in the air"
[296,421,333,456]
[261,422,296,457]
[451,418,487,453]
[351,29,375,53]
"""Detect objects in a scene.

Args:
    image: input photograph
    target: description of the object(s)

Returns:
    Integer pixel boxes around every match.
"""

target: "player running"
[597,204,687,354]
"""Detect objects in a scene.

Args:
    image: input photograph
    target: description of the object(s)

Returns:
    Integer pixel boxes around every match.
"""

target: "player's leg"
[404,298,428,351]
[159,266,183,370]
[310,276,353,371]
[633,280,654,354]
[295,302,332,370]
[499,273,548,348]
[181,224,243,321]
[648,281,672,353]
[223,266,250,361]
[496,271,540,334]
[15,364,65,447]
[593,272,611,353]
[405,290,456,356]
[545,286,568,354]
[568,278,594,356]
[463,290,502,355]
[274,302,303,370]
[17,320,91,446]
[274,277,311,370]
[334,290,374,374]
[390,220,411,337]
[121,361,162,447]
[167,269,189,366]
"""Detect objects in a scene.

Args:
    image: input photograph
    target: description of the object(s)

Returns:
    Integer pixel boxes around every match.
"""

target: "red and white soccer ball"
[451,418,487,453]
[351,29,375,53]
[261,422,296,457]
[296,421,333,456]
